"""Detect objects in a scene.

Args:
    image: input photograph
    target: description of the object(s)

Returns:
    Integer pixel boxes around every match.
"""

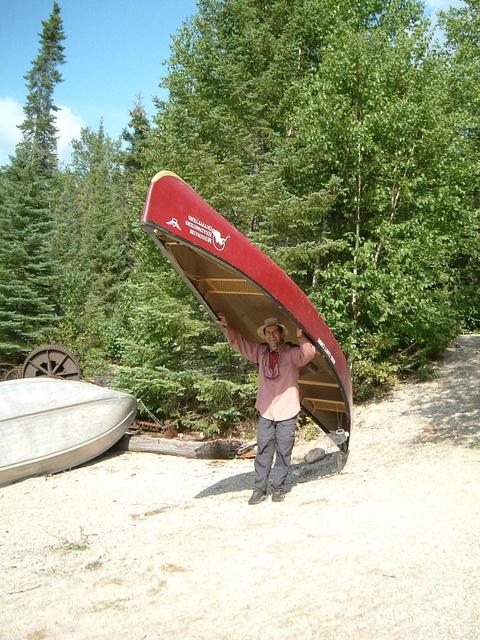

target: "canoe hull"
[0,378,137,487]
[141,172,353,441]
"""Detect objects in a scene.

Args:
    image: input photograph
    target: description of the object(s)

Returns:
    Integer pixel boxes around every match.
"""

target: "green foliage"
[114,363,256,437]
[439,0,480,331]
[122,98,151,175]
[52,124,131,372]
[17,0,65,174]
[140,0,475,401]
[2,0,478,432]
[0,3,65,360]
[0,162,59,360]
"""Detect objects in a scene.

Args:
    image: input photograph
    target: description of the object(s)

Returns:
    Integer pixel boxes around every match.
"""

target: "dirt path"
[1,335,479,640]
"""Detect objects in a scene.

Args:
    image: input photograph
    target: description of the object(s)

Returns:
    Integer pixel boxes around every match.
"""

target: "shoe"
[248,489,266,505]
[271,489,286,502]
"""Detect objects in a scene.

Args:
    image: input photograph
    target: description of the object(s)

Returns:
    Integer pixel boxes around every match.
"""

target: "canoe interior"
[147,227,349,435]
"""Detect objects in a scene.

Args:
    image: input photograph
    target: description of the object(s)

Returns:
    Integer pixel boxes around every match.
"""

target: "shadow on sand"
[195,450,349,499]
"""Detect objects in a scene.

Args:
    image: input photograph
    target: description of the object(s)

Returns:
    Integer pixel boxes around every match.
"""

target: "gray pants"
[254,415,298,492]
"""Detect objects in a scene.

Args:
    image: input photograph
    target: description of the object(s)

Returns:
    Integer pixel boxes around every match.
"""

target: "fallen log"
[115,434,245,460]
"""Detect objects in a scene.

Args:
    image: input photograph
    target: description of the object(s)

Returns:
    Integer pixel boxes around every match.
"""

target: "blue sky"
[0,0,197,164]
[0,0,463,165]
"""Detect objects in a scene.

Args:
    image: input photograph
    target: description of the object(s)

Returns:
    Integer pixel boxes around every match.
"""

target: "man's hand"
[217,313,228,327]
[296,327,303,338]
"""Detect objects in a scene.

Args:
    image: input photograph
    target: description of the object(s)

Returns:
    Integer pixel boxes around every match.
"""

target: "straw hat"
[257,317,288,338]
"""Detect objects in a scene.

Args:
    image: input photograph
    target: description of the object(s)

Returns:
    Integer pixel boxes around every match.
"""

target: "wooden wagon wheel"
[22,344,82,380]
[0,363,20,382]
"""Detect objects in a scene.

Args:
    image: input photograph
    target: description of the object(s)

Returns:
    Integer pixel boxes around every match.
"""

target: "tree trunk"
[116,435,245,460]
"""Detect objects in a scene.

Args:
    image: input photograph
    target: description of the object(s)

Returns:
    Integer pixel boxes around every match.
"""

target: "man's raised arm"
[217,313,262,364]
[291,327,316,367]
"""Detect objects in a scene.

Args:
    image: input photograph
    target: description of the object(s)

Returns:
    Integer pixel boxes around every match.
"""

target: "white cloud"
[0,97,23,165]
[55,105,85,164]
[0,97,85,166]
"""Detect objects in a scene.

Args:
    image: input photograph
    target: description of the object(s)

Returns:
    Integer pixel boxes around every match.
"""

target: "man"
[217,313,315,504]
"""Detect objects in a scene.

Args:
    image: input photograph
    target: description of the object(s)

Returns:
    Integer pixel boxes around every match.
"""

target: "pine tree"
[120,98,153,278]
[0,2,65,360]
[53,124,130,372]
[122,97,151,175]
[18,1,65,174]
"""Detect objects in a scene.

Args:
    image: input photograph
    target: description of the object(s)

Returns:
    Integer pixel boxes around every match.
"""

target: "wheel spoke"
[30,361,47,374]
[52,353,69,374]
[22,344,82,380]
[46,350,53,374]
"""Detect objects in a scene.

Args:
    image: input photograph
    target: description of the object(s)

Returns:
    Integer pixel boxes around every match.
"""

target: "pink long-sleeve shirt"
[224,326,316,421]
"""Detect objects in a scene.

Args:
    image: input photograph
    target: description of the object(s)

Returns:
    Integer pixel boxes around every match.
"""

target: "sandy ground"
[1,335,479,640]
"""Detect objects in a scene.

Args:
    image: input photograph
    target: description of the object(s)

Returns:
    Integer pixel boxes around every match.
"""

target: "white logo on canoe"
[211,229,230,251]
[166,218,182,231]
[185,215,230,252]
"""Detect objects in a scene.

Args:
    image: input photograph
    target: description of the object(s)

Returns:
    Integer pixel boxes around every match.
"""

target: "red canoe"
[141,171,353,443]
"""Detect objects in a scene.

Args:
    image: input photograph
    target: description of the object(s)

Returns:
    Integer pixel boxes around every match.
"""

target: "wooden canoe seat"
[299,379,338,388]
[303,397,345,413]
[189,276,263,297]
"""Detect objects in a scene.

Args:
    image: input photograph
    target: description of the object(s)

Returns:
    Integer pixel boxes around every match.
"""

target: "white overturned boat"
[0,378,137,487]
